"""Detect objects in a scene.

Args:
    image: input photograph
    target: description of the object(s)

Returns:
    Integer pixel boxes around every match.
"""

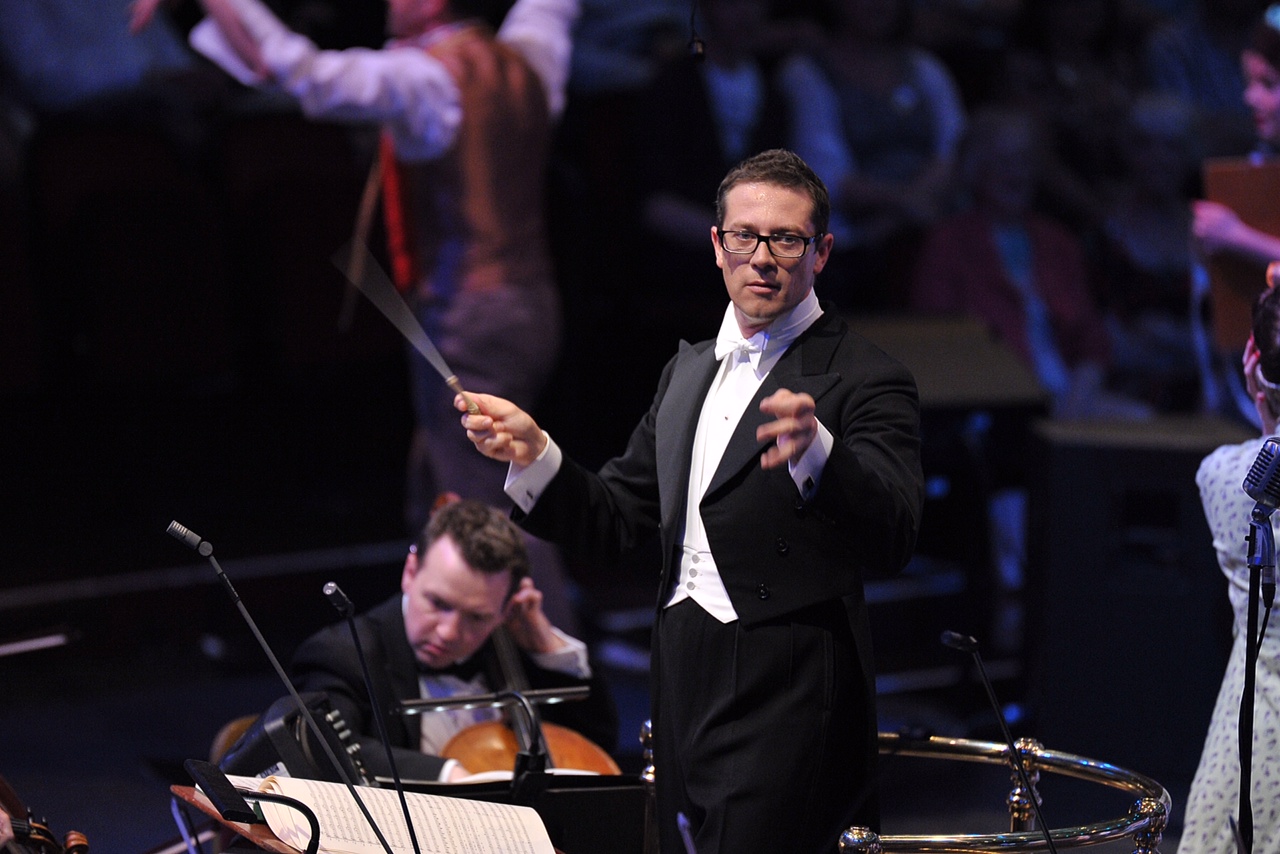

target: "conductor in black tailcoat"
[457,149,923,853]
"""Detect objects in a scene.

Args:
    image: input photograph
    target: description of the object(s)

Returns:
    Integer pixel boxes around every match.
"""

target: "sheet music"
[224,774,555,854]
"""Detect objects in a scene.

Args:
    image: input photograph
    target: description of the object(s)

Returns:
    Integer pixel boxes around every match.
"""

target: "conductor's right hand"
[457,393,547,467]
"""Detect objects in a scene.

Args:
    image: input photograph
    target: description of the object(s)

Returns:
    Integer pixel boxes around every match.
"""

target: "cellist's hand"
[502,577,565,655]
[0,808,13,847]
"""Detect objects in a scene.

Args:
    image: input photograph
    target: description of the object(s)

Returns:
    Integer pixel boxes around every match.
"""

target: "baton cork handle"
[446,375,481,414]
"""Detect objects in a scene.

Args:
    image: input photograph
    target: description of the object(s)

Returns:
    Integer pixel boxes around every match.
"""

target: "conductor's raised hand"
[457,392,547,467]
[757,388,817,469]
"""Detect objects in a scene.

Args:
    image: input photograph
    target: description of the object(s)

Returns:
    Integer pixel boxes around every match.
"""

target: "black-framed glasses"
[716,229,823,258]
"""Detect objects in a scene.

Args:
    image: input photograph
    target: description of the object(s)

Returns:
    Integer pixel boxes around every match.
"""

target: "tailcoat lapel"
[655,339,719,530]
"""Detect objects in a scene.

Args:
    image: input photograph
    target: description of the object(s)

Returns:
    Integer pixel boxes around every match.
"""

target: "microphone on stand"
[686,0,705,60]
[323,582,422,854]
[1235,437,1280,853]
[166,521,396,854]
[502,689,549,806]
[1242,436,1280,609]
[941,630,1058,854]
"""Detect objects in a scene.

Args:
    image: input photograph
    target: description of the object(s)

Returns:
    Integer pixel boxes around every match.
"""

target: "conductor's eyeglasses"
[716,229,822,258]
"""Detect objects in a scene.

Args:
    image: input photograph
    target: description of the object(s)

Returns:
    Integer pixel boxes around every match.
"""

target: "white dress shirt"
[507,291,835,623]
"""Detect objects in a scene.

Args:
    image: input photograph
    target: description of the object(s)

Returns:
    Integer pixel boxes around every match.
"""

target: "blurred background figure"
[1190,4,1280,426]
[1096,91,1201,413]
[909,105,1149,653]
[909,105,1143,420]
[132,0,585,634]
[1144,0,1262,161]
[995,0,1143,239]
[781,0,967,313]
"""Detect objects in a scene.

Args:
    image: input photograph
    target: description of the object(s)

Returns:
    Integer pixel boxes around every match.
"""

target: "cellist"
[288,497,618,781]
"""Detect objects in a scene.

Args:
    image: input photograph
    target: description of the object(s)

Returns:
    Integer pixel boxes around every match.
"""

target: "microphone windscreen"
[168,520,202,550]
[1243,437,1280,509]
[940,630,979,653]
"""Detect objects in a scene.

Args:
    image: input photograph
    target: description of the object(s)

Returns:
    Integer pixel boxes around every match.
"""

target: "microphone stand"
[166,522,396,854]
[1238,509,1275,854]
[501,689,549,806]
[941,630,1058,854]
[323,582,423,854]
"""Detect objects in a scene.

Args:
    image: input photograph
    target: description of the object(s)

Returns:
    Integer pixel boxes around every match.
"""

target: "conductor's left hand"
[757,389,817,469]
[457,393,547,467]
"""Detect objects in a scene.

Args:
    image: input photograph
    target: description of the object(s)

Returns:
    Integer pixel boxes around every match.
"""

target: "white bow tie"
[714,334,765,362]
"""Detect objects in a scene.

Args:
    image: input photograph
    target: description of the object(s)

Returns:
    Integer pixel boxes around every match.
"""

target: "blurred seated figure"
[1144,0,1259,160]
[1190,6,1280,424]
[0,0,195,114]
[910,105,1148,420]
[996,0,1142,235]
[567,0,689,95]
[781,0,966,312]
[1096,91,1201,412]
[909,105,1150,653]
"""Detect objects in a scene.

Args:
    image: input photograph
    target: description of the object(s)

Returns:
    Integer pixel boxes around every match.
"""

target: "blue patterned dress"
[1182,438,1280,853]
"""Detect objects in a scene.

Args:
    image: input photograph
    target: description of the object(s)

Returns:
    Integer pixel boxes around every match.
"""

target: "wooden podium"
[1202,156,1280,352]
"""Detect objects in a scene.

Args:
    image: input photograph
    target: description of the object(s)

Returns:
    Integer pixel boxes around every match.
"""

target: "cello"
[438,625,621,775]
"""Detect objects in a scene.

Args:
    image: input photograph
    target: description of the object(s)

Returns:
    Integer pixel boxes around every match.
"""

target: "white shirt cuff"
[528,627,592,678]
[505,432,562,513]
[789,419,833,500]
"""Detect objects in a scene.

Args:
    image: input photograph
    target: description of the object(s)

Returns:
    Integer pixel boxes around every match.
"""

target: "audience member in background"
[996,0,1141,235]
[910,0,1022,108]
[566,0,688,96]
[132,0,584,634]
[1190,6,1280,422]
[1183,275,1280,854]
[909,105,1147,652]
[1096,92,1200,411]
[1192,9,1280,268]
[781,0,966,312]
[1144,0,1261,159]
[910,106,1144,420]
[4,0,202,115]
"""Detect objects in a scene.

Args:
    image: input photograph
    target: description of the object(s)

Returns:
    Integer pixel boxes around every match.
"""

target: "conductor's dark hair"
[716,149,831,236]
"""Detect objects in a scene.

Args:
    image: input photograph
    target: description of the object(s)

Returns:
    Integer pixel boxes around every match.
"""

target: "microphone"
[941,630,1058,854]
[502,689,549,806]
[167,521,396,854]
[323,582,422,854]
[1243,437,1280,510]
[687,0,705,60]
[1242,438,1280,609]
